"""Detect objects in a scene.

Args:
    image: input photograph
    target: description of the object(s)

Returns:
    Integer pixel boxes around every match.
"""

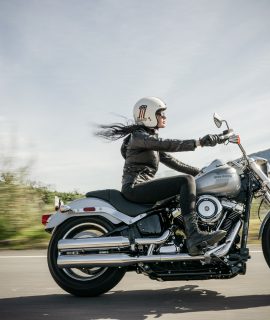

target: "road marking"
[0,255,46,258]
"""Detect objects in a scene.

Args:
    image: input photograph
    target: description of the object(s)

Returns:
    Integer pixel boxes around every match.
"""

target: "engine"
[173,193,244,237]
[195,195,244,232]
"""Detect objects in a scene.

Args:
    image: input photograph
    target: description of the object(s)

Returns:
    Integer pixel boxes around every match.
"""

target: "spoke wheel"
[61,222,109,281]
[48,217,126,296]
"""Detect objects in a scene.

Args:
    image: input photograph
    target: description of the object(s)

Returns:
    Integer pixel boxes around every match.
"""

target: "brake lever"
[218,129,240,144]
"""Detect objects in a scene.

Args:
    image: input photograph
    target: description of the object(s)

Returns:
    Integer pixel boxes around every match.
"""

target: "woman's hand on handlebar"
[199,134,223,147]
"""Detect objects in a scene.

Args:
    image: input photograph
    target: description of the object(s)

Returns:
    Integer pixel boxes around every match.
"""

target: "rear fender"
[45,196,137,232]
[45,211,122,232]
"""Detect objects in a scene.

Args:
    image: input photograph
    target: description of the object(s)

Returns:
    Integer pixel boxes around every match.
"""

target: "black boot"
[183,213,226,256]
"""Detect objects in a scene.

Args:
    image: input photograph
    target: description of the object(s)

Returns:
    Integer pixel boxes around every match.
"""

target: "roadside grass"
[248,219,261,244]
[0,175,83,250]
[1,225,51,249]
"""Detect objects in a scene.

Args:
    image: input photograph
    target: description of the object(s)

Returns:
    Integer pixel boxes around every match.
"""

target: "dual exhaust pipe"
[57,253,205,268]
[58,229,171,252]
[57,221,241,268]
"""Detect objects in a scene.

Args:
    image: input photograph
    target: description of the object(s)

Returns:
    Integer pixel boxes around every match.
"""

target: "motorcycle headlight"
[254,157,269,177]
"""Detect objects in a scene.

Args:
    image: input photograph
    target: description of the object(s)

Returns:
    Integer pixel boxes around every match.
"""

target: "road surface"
[0,246,269,320]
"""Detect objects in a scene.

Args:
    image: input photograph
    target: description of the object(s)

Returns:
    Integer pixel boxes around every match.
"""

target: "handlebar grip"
[217,133,229,143]
[218,129,235,141]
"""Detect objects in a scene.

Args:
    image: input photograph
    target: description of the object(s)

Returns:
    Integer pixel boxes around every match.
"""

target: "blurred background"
[0,0,270,248]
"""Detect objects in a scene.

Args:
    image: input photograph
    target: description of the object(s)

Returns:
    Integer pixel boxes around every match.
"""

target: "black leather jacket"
[121,127,200,190]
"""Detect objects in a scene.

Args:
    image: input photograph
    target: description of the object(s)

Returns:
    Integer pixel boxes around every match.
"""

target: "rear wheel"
[262,218,270,268]
[48,216,126,296]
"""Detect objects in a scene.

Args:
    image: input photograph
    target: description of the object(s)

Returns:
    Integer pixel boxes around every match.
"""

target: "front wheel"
[48,216,126,297]
[262,217,270,268]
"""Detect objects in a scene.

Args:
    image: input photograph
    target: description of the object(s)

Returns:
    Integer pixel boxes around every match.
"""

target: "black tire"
[48,216,126,297]
[262,218,270,268]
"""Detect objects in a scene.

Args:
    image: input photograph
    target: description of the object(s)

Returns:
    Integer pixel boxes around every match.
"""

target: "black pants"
[122,175,196,216]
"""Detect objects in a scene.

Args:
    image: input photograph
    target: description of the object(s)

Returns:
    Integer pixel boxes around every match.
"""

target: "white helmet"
[133,97,167,127]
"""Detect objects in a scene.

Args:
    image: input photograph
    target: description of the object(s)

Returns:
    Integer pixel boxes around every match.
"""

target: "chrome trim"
[136,230,171,245]
[249,159,270,192]
[147,244,155,255]
[59,205,71,213]
[205,220,242,258]
[196,195,223,223]
[221,199,244,213]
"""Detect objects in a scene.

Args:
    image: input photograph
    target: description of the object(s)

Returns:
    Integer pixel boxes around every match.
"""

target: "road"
[0,246,269,320]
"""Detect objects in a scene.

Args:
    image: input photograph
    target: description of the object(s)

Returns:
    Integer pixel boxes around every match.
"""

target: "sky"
[0,0,270,193]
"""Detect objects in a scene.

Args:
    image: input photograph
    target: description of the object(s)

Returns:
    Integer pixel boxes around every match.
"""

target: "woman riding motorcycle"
[97,97,226,255]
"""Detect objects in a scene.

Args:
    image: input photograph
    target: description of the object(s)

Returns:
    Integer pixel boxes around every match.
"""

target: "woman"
[97,97,226,255]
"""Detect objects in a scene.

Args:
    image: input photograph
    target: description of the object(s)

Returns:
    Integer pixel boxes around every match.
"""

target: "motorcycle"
[42,113,270,297]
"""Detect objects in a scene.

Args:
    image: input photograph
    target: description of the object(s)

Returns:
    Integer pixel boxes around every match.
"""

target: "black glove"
[199,134,221,147]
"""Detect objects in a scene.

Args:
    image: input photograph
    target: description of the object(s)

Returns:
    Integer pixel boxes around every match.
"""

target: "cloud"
[0,0,269,191]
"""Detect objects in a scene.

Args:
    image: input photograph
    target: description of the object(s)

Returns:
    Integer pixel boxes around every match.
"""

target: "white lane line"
[0,256,46,258]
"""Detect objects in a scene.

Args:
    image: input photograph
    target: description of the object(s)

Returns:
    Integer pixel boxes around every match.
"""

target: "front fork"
[237,174,255,262]
[240,193,253,249]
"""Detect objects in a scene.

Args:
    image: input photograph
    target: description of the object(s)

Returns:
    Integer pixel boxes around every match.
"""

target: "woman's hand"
[199,134,221,147]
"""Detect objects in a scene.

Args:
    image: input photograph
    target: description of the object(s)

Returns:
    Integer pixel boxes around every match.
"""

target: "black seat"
[85,189,154,217]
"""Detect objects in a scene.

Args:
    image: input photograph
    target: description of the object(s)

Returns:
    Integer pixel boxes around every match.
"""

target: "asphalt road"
[0,246,269,320]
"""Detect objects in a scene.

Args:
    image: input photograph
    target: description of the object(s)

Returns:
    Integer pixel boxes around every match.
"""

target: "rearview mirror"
[213,113,223,128]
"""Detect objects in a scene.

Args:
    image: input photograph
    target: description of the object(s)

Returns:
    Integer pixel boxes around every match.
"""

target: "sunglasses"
[156,111,166,118]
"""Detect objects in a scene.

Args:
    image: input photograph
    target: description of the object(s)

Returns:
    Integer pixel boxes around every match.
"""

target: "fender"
[45,196,148,232]
[258,210,270,239]
[45,210,122,232]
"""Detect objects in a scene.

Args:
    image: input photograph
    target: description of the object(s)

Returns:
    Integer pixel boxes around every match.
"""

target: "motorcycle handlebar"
[218,129,240,144]
[218,129,233,142]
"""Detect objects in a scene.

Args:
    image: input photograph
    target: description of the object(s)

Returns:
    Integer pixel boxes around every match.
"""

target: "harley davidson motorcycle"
[42,113,270,297]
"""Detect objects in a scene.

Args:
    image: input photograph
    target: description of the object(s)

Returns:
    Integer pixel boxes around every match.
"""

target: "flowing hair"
[95,122,147,141]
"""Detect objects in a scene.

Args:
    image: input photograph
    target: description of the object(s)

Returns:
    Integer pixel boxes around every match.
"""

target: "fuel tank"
[195,159,241,197]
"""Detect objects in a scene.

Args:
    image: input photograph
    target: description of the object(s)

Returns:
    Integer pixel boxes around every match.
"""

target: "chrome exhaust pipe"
[58,236,130,252]
[57,221,242,268]
[58,230,171,252]
[57,252,205,268]
[136,230,170,245]
[205,220,242,258]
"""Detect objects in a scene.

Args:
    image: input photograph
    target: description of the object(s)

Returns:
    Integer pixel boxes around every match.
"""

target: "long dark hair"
[95,122,148,141]
[95,105,163,141]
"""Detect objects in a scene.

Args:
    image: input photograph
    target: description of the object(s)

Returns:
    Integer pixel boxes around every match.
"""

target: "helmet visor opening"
[156,110,166,118]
